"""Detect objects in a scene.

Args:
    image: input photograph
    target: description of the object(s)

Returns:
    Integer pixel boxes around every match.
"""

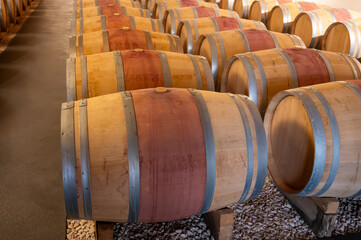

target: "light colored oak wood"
[69,50,214,100]
[163,6,240,34]
[323,17,361,59]
[75,6,150,19]
[248,0,294,23]
[233,0,255,18]
[63,88,267,222]
[177,16,266,53]
[221,48,361,114]
[194,29,305,91]
[265,80,361,197]
[268,2,328,33]
[292,8,361,48]
[76,0,140,9]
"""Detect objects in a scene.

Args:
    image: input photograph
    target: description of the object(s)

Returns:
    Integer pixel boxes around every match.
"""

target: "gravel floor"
[67,179,361,239]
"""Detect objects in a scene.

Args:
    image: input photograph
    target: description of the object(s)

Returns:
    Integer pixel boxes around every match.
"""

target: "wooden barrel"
[323,18,361,59]
[74,6,151,19]
[71,15,163,35]
[152,0,219,20]
[163,6,239,34]
[221,48,361,115]
[264,80,361,197]
[268,2,326,33]
[194,29,305,91]
[66,49,214,101]
[14,0,22,16]
[248,0,294,23]
[0,0,9,32]
[177,16,266,53]
[6,0,17,23]
[77,0,140,9]
[69,28,182,57]
[292,8,361,49]
[232,0,255,18]
[61,87,267,222]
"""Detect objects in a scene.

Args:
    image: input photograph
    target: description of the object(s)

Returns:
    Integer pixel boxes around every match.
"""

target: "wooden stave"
[6,0,17,23]
[14,0,22,17]
[322,18,361,59]
[264,81,361,197]
[66,49,215,101]
[69,28,182,57]
[61,88,267,222]
[163,6,240,35]
[220,48,361,116]
[72,15,164,36]
[74,6,151,19]
[194,29,305,91]
[0,0,9,31]
[176,16,266,54]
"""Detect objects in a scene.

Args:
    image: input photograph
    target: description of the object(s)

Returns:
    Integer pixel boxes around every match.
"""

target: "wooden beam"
[204,207,234,240]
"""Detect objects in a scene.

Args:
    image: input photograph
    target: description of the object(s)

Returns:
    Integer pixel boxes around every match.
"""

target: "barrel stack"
[62,0,270,224]
[0,0,34,32]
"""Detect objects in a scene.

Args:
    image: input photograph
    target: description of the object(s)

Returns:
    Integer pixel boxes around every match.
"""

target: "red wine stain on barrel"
[242,30,276,51]
[122,50,165,90]
[214,17,241,31]
[283,49,330,86]
[180,0,199,7]
[195,7,217,18]
[133,88,207,222]
[344,80,361,89]
[298,2,319,12]
[97,0,117,7]
[330,8,351,21]
[101,6,123,16]
[105,15,131,30]
[108,29,148,51]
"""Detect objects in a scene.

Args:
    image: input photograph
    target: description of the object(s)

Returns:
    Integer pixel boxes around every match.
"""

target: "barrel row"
[0,0,32,32]
[61,88,267,222]
[73,5,151,19]
[221,48,361,115]
[66,49,214,101]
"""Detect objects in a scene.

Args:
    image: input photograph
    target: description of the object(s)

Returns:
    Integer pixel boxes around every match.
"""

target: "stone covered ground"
[67,179,361,239]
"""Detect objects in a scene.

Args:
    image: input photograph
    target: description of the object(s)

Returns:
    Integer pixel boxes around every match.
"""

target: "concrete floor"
[0,0,73,239]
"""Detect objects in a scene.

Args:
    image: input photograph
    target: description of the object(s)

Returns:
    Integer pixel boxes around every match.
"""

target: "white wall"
[309,0,361,12]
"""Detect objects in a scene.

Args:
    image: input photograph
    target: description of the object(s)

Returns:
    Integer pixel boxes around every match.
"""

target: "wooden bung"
[232,0,256,18]
[61,88,267,222]
[152,0,219,20]
[267,2,327,33]
[292,8,361,48]
[74,6,151,19]
[66,50,215,101]
[264,80,361,197]
[323,18,361,59]
[248,0,294,23]
[221,48,361,116]
[194,29,305,91]
[71,15,164,36]
[69,28,182,57]
[0,0,9,31]
[177,16,266,54]
[163,6,240,35]
[76,0,140,9]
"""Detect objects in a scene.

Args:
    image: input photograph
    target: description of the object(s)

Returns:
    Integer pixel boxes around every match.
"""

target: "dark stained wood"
[105,15,131,30]
[96,222,114,240]
[97,0,117,7]
[132,88,207,222]
[243,30,276,51]
[108,29,149,51]
[195,6,217,18]
[214,17,240,31]
[122,50,164,90]
[330,8,351,21]
[204,208,234,240]
[101,6,125,16]
[283,49,330,87]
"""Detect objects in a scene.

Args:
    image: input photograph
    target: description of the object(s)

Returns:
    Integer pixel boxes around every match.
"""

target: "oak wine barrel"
[76,0,140,9]
[69,28,182,57]
[6,0,17,23]
[248,0,294,23]
[267,2,327,33]
[61,88,267,222]
[194,29,305,90]
[14,0,22,16]
[323,18,361,59]
[0,0,9,31]
[66,49,214,101]
[292,8,361,48]
[152,0,219,20]
[264,80,361,198]
[232,0,255,18]
[177,16,266,53]
[74,6,151,19]
[163,6,239,34]
[71,15,163,35]
[221,48,361,115]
